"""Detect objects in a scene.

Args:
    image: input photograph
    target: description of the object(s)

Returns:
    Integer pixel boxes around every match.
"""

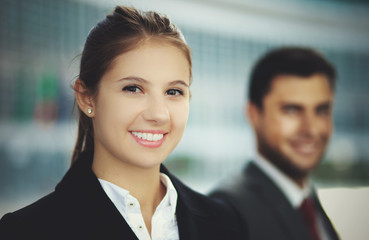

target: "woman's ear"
[75,79,95,117]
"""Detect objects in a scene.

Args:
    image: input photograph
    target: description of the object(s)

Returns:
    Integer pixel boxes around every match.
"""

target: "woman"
[0,6,245,240]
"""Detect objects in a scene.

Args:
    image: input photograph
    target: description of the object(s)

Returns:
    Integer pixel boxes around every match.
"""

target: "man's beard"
[257,135,322,183]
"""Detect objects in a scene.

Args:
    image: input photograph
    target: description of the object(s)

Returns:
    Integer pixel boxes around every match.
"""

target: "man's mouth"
[291,141,320,155]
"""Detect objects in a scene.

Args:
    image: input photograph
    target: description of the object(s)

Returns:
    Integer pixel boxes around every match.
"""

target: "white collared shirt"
[98,173,179,240]
[253,154,330,240]
[253,154,310,208]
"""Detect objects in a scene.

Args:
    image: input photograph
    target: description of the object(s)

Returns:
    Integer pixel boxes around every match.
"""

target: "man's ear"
[246,101,261,130]
[74,79,95,117]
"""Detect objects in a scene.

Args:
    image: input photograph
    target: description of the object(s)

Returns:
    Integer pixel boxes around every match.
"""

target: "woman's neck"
[92,153,166,235]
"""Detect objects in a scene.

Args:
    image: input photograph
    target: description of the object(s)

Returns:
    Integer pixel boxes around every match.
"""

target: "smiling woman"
[0,6,245,240]
[79,41,191,173]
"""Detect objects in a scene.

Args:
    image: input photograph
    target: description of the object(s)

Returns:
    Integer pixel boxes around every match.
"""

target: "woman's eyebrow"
[117,76,149,83]
[169,80,189,88]
[118,77,189,88]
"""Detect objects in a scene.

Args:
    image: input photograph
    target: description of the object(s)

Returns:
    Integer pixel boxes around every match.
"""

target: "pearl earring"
[87,108,92,114]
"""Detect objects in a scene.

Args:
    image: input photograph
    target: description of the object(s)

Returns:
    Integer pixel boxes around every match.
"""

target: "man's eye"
[123,85,141,93]
[283,106,300,114]
[317,107,330,115]
[166,89,183,96]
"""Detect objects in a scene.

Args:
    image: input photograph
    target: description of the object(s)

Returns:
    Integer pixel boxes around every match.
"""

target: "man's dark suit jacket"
[0,152,245,240]
[210,161,340,240]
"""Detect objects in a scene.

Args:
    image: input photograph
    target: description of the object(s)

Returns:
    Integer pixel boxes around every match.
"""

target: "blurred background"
[1,0,369,238]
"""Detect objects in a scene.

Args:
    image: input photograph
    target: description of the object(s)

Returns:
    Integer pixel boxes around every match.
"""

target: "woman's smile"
[130,130,168,148]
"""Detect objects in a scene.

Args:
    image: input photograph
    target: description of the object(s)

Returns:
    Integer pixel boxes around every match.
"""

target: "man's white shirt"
[253,154,330,240]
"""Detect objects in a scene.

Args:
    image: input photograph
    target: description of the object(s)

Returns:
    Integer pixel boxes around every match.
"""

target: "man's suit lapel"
[311,190,340,240]
[247,162,311,240]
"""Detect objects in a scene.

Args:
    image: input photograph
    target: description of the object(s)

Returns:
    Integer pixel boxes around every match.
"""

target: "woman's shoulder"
[163,165,237,215]
[163,168,247,239]
[175,176,241,222]
[0,192,60,239]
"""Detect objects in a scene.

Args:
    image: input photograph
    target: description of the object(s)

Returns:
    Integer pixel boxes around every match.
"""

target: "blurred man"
[210,47,340,240]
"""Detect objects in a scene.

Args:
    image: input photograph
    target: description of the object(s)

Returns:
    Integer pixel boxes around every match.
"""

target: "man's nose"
[300,113,320,137]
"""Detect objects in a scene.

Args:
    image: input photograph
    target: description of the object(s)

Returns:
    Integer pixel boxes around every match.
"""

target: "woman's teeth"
[131,132,164,141]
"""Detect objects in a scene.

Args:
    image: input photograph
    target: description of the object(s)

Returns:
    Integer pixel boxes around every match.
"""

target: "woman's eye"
[166,89,183,96]
[123,85,141,93]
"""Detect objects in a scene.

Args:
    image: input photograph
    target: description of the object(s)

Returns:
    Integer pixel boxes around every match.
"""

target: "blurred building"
[1,0,369,216]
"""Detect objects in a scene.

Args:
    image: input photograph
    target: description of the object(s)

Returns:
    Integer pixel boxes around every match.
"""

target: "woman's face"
[91,40,190,170]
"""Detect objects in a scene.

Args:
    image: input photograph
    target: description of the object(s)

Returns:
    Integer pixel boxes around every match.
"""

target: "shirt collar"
[158,173,178,216]
[253,153,311,208]
[98,173,178,216]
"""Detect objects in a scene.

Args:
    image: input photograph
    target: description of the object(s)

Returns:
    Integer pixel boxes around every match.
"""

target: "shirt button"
[128,202,134,207]
[138,225,143,230]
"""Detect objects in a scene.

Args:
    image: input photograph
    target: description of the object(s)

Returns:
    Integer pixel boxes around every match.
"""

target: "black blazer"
[0,152,245,240]
[210,162,340,240]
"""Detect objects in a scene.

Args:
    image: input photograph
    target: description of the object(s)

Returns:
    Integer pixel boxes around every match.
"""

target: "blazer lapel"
[311,190,340,240]
[160,165,241,240]
[176,197,200,240]
[247,162,311,240]
[160,165,203,240]
[55,152,138,239]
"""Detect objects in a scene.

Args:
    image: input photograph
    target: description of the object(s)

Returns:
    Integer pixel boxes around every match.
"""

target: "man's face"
[249,74,334,183]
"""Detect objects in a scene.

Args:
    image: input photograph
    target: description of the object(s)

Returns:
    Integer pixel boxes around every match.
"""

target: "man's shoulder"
[210,162,265,198]
[208,162,303,240]
[209,161,286,217]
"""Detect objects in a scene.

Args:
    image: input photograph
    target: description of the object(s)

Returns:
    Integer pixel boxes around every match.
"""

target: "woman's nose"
[142,96,170,125]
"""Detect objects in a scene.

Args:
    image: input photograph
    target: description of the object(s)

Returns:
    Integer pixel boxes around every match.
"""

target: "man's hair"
[248,47,336,108]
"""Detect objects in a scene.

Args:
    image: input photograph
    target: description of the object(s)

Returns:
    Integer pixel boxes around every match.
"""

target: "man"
[210,47,340,240]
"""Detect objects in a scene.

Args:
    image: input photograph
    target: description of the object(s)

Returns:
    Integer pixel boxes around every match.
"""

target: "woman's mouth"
[130,131,167,148]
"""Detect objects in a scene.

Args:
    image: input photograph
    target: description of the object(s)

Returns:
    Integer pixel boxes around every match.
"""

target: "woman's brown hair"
[71,6,192,165]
